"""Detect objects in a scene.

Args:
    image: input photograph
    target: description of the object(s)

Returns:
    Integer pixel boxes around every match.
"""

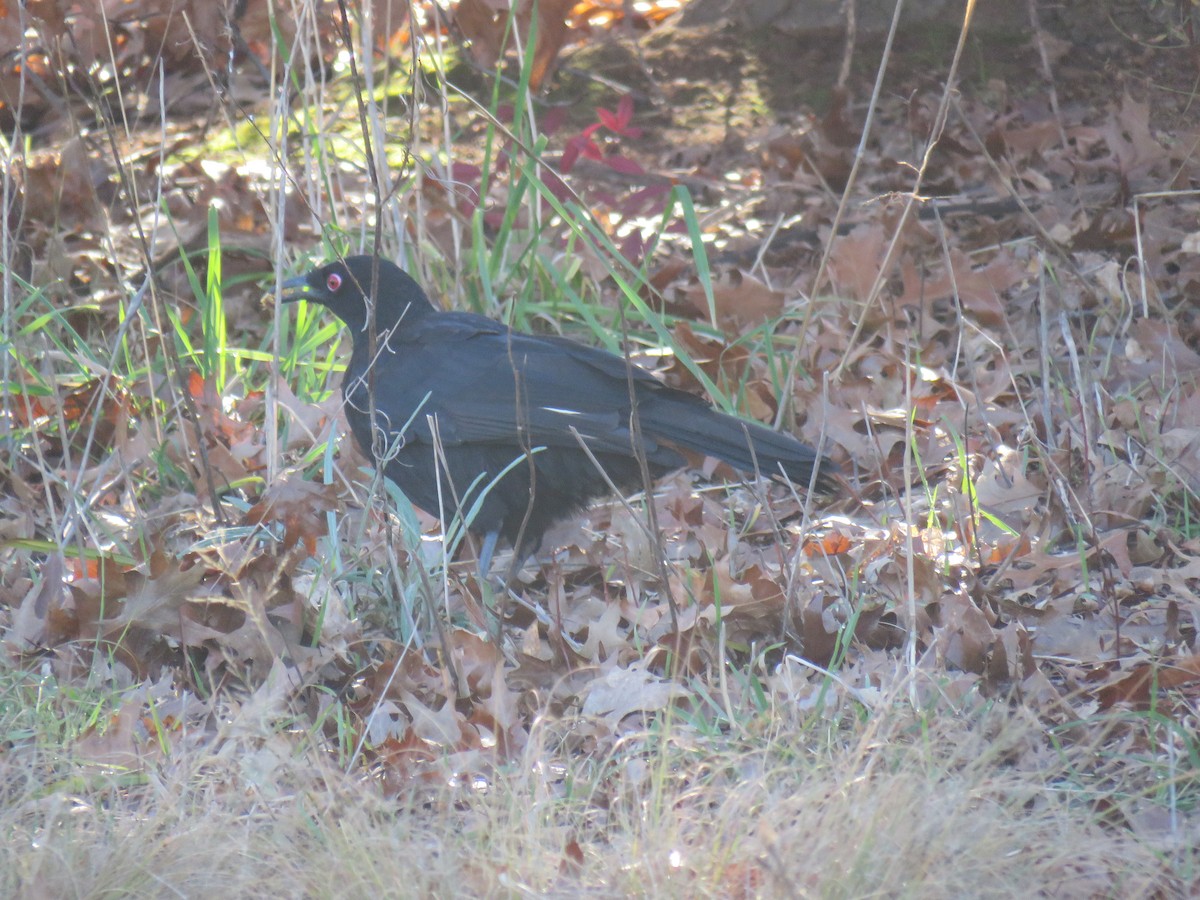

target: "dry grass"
[1,670,1185,898]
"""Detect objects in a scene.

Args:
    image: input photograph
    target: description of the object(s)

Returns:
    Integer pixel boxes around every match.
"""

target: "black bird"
[282,255,833,575]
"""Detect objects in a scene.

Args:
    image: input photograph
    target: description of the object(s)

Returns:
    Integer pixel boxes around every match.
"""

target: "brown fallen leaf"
[580,660,687,723]
[1096,655,1200,710]
[245,475,339,555]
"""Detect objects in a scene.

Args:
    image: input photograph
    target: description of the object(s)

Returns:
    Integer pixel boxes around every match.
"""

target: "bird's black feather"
[283,255,835,567]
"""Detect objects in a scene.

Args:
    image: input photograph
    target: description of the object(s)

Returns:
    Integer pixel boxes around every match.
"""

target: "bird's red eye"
[326,272,342,292]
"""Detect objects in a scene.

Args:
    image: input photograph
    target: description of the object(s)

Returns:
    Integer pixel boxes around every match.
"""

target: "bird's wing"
[353,319,696,461]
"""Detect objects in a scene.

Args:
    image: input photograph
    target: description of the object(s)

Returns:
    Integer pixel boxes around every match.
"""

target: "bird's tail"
[638,398,834,489]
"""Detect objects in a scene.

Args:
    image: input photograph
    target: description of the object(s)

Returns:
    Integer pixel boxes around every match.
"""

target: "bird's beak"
[281,274,314,304]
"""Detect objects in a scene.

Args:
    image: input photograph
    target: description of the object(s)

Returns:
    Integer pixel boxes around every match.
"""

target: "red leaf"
[596,106,619,132]
[597,96,640,136]
[451,161,481,182]
[619,230,646,265]
[541,106,567,135]
[543,172,572,203]
[615,94,633,128]
[560,139,582,173]
[603,154,644,175]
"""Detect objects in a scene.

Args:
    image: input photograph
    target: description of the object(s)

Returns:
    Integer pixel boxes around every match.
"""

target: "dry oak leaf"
[897,248,1027,326]
[581,660,687,723]
[14,137,105,232]
[246,475,339,555]
[825,224,888,303]
[454,0,575,90]
[683,269,785,336]
[1096,655,1200,710]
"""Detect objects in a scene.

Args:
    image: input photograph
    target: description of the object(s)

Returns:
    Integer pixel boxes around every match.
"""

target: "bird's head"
[281,255,433,335]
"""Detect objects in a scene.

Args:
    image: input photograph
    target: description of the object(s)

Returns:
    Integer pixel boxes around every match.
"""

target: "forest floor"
[2,1,1199,895]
